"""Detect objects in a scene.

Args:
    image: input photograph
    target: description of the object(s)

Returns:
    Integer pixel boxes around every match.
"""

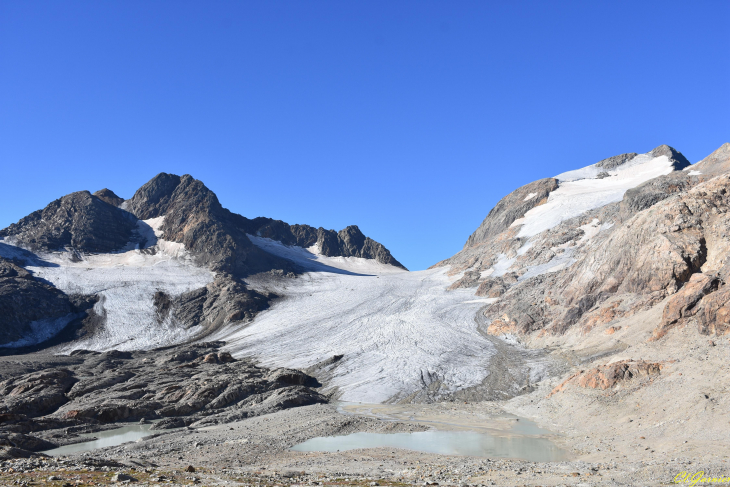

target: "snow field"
[516,154,675,237]
[215,237,498,403]
[1,218,214,352]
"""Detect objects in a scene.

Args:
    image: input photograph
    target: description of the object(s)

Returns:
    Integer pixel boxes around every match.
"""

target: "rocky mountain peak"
[0,191,136,253]
[124,172,184,219]
[648,144,691,169]
[92,189,124,207]
[692,142,730,175]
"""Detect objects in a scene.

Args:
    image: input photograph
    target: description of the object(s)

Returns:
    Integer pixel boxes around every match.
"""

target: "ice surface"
[0,218,214,352]
[516,155,675,237]
[213,238,499,403]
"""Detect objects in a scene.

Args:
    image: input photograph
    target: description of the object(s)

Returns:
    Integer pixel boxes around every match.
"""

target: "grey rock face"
[0,432,55,452]
[0,191,136,253]
[620,171,694,217]
[124,173,182,220]
[464,178,559,248]
[4,172,404,276]
[595,152,638,169]
[0,258,76,347]
[242,218,406,269]
[0,368,77,417]
[166,275,270,334]
[691,142,730,176]
[125,173,293,277]
[92,189,124,207]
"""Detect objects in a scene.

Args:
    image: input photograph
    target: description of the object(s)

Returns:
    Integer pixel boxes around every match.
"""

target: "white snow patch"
[479,268,494,279]
[212,240,499,403]
[578,218,602,244]
[490,253,516,277]
[515,154,675,237]
[462,297,500,304]
[523,192,538,201]
[509,217,525,228]
[688,170,702,176]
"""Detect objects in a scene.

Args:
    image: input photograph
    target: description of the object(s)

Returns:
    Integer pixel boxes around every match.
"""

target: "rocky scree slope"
[0,173,402,349]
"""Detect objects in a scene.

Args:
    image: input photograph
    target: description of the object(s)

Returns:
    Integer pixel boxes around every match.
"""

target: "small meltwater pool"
[291,403,570,462]
[43,424,159,457]
[291,429,568,462]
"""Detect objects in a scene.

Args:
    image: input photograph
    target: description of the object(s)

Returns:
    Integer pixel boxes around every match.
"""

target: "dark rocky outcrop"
[0,368,77,417]
[620,171,694,217]
[0,191,136,253]
[648,144,691,170]
[0,257,76,348]
[595,152,638,169]
[167,275,270,333]
[125,174,297,276]
[0,342,326,440]
[126,173,406,271]
[240,219,406,269]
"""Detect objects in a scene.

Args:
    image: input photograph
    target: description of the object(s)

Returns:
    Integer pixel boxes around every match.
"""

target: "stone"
[111,472,137,482]
[549,360,664,395]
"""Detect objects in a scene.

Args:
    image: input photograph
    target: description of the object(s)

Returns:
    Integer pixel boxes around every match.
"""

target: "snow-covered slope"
[212,237,516,403]
[513,153,675,237]
[0,217,214,352]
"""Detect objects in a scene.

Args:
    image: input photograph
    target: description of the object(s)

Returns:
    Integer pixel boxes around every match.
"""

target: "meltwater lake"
[291,403,569,462]
[291,429,568,461]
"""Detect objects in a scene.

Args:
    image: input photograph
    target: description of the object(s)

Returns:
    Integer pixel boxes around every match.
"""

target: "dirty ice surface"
[515,154,675,237]
[0,218,214,352]
[214,237,500,403]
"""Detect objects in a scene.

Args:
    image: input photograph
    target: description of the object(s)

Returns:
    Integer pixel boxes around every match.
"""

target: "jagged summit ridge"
[126,172,406,271]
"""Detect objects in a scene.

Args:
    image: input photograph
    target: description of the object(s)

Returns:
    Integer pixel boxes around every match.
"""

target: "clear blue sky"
[1,2,728,270]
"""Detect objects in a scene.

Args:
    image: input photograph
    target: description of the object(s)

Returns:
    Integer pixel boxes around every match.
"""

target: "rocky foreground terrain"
[1,144,730,485]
